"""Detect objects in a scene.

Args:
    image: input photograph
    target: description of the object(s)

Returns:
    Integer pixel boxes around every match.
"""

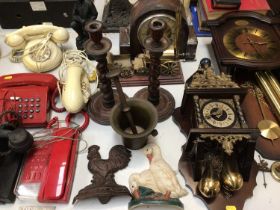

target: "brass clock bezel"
[223,26,280,60]
[137,13,176,48]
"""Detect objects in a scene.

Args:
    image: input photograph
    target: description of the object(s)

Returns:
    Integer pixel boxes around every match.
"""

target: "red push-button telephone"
[0,73,58,127]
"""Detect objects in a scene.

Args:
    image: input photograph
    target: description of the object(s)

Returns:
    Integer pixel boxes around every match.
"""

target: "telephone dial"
[4,25,69,73]
[0,73,58,127]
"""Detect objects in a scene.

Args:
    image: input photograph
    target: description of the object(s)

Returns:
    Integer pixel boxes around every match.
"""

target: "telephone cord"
[59,49,99,92]
[32,125,88,154]
[33,114,90,153]
[51,86,66,113]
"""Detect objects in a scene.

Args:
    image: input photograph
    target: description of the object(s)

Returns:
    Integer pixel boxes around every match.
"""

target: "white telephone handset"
[5,25,69,72]
[59,50,97,113]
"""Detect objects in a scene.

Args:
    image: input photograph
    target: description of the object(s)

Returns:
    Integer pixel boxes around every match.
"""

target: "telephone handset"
[0,73,57,127]
[61,64,91,113]
[59,50,95,113]
[4,25,69,73]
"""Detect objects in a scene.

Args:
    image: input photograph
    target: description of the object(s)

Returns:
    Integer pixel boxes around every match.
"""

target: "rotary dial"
[223,26,279,60]
[137,14,176,48]
[202,101,236,128]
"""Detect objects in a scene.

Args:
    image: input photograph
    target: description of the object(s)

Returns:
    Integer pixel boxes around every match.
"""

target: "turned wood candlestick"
[84,20,121,125]
[134,18,175,122]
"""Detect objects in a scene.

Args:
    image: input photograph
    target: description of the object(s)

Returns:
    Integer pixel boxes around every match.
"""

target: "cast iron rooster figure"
[73,145,132,204]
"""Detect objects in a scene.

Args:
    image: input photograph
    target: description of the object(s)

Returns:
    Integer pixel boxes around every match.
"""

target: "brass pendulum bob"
[198,160,221,198]
[221,155,243,192]
[133,18,175,122]
[255,72,280,142]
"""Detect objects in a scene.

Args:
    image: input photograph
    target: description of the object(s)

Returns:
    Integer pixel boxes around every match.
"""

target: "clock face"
[137,14,176,48]
[201,101,236,128]
[223,24,280,60]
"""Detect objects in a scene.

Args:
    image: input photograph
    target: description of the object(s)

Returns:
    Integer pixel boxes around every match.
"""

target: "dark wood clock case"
[119,0,189,59]
[174,87,259,182]
[173,78,260,209]
[207,11,280,74]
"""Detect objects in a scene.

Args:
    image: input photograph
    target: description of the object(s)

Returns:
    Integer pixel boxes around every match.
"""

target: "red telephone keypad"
[0,86,49,127]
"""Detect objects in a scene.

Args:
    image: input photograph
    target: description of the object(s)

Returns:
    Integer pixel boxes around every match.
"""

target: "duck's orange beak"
[147,154,153,163]
[132,189,141,199]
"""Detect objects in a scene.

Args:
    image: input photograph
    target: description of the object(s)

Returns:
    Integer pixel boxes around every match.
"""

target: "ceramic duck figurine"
[144,143,188,199]
[129,169,160,199]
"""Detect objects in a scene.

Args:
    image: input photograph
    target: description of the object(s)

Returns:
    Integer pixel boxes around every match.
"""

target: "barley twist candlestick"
[84,20,122,125]
[134,18,175,121]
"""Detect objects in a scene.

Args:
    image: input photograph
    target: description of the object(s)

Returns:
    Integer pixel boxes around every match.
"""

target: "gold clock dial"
[223,26,280,60]
[137,14,176,48]
[202,101,236,128]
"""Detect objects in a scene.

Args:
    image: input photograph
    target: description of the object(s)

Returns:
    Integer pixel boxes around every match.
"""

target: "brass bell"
[221,155,243,192]
[198,161,221,198]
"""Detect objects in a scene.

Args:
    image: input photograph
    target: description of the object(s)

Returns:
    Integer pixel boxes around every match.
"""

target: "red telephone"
[0,73,57,127]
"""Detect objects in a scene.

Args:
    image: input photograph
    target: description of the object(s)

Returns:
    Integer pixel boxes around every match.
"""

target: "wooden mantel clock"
[173,58,260,210]
[207,11,280,74]
[119,0,189,60]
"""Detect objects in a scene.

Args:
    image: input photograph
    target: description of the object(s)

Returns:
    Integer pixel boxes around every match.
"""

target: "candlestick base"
[87,90,126,125]
[134,88,175,122]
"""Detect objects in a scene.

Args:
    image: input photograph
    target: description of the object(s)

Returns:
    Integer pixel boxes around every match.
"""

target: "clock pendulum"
[134,18,175,122]
[84,20,124,125]
[254,84,280,142]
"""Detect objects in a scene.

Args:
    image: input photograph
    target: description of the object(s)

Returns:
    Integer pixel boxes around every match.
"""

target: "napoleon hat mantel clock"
[119,0,190,60]
[207,11,280,74]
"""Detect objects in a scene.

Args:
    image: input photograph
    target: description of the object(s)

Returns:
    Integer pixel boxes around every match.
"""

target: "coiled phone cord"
[50,86,66,113]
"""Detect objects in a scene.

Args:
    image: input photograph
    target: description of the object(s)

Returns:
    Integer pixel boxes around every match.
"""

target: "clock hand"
[246,36,264,58]
[255,41,269,45]
[242,41,268,45]
[205,108,223,119]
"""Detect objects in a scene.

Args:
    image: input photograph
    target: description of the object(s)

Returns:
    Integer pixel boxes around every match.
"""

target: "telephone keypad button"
[24,110,28,113]
[29,115,33,119]
[18,98,22,102]
[18,110,22,113]
[30,109,34,113]
[18,104,23,108]
[23,104,28,108]
[36,98,40,102]
[24,98,29,102]
[36,109,40,113]
[30,104,34,108]
[36,104,40,107]
[30,98,35,102]
[23,114,27,119]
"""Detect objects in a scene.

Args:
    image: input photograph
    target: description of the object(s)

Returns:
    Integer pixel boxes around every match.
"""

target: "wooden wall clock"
[207,11,280,74]
[119,0,189,60]
[173,59,260,210]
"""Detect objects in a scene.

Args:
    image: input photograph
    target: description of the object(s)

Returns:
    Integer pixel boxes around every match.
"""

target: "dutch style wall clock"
[173,58,259,210]
[207,11,280,73]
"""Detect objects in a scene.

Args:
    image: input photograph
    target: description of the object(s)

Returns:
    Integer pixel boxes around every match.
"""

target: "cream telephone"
[59,50,97,113]
[5,25,69,73]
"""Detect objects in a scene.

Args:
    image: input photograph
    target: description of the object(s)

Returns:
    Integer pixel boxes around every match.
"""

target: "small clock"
[208,11,280,72]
